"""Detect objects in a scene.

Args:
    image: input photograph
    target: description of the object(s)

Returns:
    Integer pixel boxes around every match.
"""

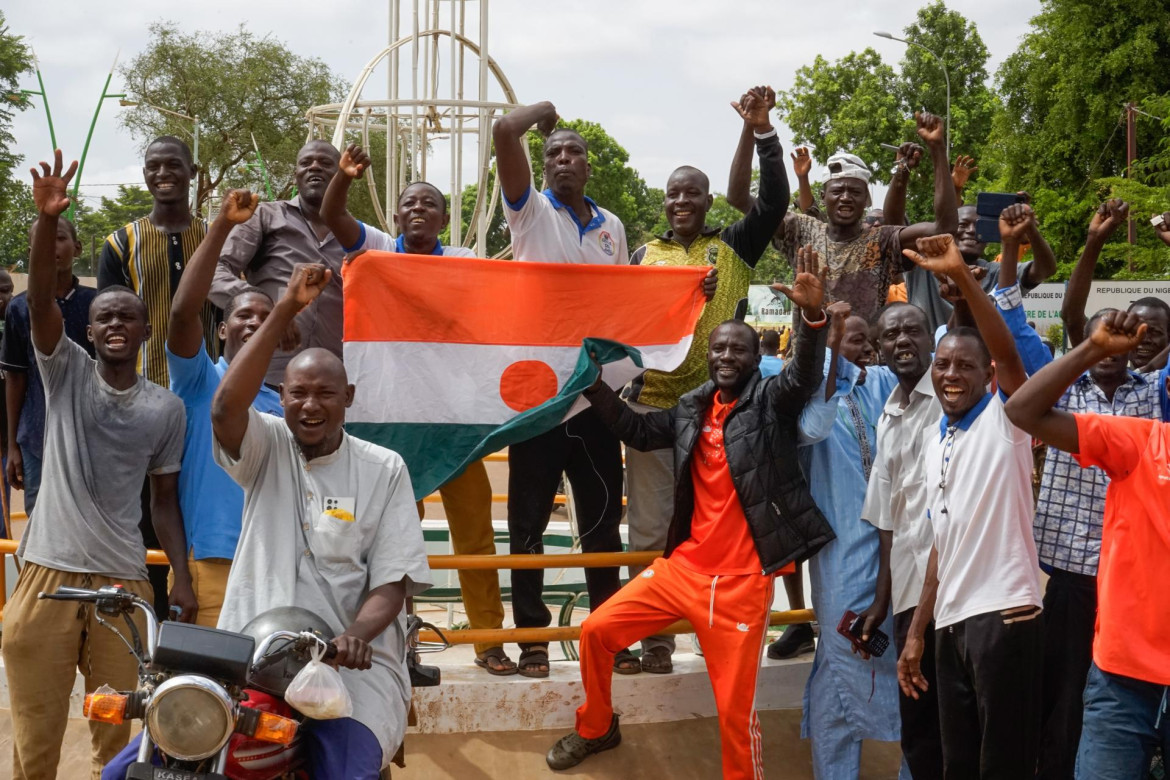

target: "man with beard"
[729,112,956,324]
[795,302,908,779]
[211,140,344,387]
[619,85,784,674]
[546,247,832,778]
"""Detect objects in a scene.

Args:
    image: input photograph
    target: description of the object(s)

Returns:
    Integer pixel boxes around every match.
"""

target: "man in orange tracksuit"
[547,247,834,778]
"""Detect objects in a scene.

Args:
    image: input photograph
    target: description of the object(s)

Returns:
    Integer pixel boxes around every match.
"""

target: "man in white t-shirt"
[319,145,516,675]
[897,234,1043,779]
[491,100,628,677]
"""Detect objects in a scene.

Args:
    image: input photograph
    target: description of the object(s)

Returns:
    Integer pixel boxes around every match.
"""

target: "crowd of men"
[2,81,1169,780]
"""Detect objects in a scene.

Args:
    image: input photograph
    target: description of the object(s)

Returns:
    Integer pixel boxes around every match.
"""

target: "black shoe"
[766,623,815,659]
[546,715,621,770]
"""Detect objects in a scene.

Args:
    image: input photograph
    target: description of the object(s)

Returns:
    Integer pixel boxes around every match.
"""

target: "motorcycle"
[40,584,447,780]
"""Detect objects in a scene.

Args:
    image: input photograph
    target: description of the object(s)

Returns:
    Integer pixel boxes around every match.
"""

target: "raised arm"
[168,189,259,359]
[492,101,558,205]
[26,151,76,356]
[211,263,330,458]
[791,147,815,213]
[897,113,959,252]
[1062,199,1129,348]
[1005,310,1145,453]
[726,94,757,214]
[903,233,1027,394]
[320,144,371,251]
[951,155,977,203]
[882,142,923,227]
[769,245,829,410]
[992,205,1054,375]
[722,86,790,265]
[1019,194,1057,286]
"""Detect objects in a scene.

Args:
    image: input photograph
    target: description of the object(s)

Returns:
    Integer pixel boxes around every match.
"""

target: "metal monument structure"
[306,0,521,255]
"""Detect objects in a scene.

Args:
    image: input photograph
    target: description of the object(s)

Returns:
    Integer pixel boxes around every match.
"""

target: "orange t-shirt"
[1073,413,1170,685]
[672,395,795,577]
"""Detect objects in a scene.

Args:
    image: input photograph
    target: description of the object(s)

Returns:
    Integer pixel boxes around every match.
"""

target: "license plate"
[152,768,209,780]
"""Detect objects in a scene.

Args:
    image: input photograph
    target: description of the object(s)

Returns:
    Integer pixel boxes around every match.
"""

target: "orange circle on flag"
[499,360,559,412]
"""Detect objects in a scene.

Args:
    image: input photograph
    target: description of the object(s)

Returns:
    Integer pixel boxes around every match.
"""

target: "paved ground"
[0,708,903,779]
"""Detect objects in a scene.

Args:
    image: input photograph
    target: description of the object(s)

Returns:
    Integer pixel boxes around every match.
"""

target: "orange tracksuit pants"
[576,555,775,780]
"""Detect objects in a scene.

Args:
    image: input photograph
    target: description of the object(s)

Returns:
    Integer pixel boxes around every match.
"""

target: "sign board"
[745,284,791,326]
[1021,283,1065,342]
[1085,282,1170,322]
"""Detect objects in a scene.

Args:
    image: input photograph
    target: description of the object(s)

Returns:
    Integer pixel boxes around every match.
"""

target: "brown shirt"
[210,198,345,385]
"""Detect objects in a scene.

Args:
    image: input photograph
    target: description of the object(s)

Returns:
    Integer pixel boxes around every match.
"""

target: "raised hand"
[827,300,852,352]
[284,263,333,309]
[791,147,812,178]
[935,267,986,304]
[1087,309,1147,358]
[1155,212,1170,247]
[897,142,924,170]
[951,154,977,190]
[340,144,373,179]
[732,85,776,132]
[29,149,78,217]
[915,111,945,149]
[999,203,1035,243]
[220,189,259,225]
[902,234,966,277]
[1087,198,1129,240]
[772,244,826,315]
[534,101,560,137]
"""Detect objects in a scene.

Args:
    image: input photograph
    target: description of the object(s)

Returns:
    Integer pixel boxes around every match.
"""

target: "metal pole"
[192,116,201,215]
[874,33,950,160]
[250,133,275,201]
[31,50,57,151]
[477,0,490,254]
[69,52,120,221]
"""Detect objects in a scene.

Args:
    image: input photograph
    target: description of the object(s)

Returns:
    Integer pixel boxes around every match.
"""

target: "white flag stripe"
[345,339,693,426]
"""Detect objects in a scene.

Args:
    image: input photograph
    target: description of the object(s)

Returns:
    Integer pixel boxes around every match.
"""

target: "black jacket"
[586,318,835,574]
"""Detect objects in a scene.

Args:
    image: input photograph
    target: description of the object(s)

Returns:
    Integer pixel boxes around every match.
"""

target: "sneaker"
[766,623,815,659]
[546,715,621,770]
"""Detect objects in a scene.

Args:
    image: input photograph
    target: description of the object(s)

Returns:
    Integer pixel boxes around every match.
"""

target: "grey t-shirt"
[19,331,185,580]
[905,258,1035,333]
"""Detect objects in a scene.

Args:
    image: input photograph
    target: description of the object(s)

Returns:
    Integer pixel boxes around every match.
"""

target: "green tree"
[72,185,154,264]
[118,22,347,211]
[0,11,34,265]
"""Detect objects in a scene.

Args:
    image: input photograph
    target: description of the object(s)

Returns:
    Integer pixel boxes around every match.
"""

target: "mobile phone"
[1152,214,1166,228]
[974,191,1027,243]
[837,610,890,657]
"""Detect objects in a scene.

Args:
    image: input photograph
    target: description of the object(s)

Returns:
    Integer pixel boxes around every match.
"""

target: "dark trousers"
[895,607,945,779]
[936,608,1044,779]
[1038,569,1097,780]
[139,477,171,621]
[507,408,623,649]
[1075,663,1170,779]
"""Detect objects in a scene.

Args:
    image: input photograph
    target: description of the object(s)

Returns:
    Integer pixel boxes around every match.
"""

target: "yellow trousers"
[2,563,152,780]
[169,554,231,628]
[417,459,504,656]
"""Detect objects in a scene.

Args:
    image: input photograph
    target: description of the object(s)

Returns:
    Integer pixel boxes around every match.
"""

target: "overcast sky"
[7,0,1041,211]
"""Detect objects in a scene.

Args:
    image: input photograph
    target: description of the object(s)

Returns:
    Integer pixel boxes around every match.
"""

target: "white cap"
[822,153,872,183]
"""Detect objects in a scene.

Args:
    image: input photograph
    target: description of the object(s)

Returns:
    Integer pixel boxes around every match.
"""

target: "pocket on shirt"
[311,511,363,571]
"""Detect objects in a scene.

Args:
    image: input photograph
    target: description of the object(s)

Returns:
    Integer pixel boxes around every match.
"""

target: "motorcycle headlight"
[145,675,236,761]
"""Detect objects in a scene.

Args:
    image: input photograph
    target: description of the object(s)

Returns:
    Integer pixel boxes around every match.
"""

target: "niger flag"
[343,252,708,499]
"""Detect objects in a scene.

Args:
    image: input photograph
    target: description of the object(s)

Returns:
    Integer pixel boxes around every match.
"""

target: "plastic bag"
[284,643,353,719]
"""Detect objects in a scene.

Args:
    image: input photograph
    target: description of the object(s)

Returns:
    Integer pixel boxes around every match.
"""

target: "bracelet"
[891,161,909,176]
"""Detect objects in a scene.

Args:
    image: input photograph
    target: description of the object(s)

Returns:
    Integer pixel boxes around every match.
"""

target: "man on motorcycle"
[210,263,433,777]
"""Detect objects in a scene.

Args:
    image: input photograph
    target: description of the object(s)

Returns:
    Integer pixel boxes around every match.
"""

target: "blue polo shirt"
[167,345,282,560]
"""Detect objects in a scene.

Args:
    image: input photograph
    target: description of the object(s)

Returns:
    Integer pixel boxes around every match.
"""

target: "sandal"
[518,646,550,679]
[639,646,673,674]
[475,646,519,676]
[613,648,641,675]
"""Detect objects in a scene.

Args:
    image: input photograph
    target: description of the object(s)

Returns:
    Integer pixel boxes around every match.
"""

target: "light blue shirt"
[168,345,283,559]
[759,355,784,377]
[797,356,904,751]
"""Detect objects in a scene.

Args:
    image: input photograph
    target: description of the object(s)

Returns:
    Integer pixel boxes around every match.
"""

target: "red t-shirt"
[672,395,795,577]
[1073,413,1170,685]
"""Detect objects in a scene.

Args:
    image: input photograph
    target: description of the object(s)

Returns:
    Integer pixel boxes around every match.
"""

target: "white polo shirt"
[922,392,1042,629]
[862,367,939,615]
[504,186,629,265]
[351,221,478,257]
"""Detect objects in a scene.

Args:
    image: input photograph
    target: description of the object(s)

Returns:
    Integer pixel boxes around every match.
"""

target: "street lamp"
[118,99,201,214]
[874,31,950,160]
[8,49,59,150]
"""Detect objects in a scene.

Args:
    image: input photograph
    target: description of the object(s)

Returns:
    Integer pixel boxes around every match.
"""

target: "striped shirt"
[98,216,220,386]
